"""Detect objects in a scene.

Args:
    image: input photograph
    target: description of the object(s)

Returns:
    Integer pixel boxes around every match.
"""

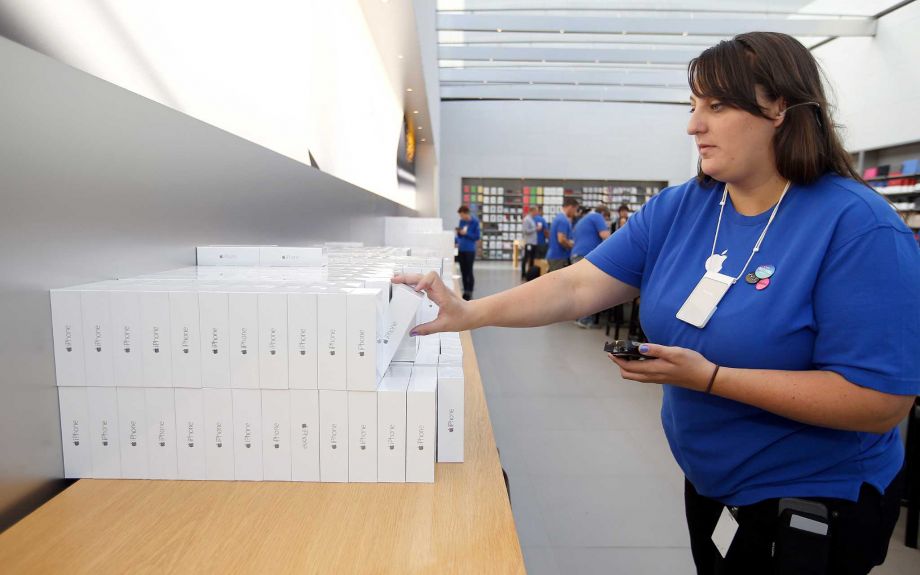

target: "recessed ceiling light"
[413,110,419,114]
[559,29,565,34]
[682,32,689,36]
[406,88,413,92]
[417,126,422,130]
[397,54,404,59]
[621,31,627,35]
[483,80,488,84]
[574,81,579,85]
[421,138,426,142]
[497,28,502,32]
[594,59,600,64]
[529,81,533,84]
[489,58,493,62]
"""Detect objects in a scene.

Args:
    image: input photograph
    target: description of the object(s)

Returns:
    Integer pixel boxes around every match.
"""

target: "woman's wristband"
[705,365,720,394]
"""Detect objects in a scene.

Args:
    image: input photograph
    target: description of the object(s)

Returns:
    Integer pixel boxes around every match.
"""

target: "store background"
[0,2,918,563]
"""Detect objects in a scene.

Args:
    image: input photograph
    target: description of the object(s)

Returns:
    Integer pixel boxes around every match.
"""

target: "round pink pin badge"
[755,278,770,291]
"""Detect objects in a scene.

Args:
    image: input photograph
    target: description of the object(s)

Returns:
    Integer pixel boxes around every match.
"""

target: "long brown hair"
[688,32,866,187]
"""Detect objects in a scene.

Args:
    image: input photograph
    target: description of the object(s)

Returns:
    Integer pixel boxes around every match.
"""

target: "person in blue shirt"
[455,205,480,300]
[533,208,548,258]
[545,197,579,272]
[397,32,920,575]
[572,205,611,327]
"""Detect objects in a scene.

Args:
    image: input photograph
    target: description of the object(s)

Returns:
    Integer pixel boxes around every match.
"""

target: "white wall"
[439,100,694,221]
[0,0,411,206]
[815,1,920,152]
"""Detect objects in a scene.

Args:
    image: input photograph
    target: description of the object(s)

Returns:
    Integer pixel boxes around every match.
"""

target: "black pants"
[457,251,475,296]
[521,244,536,278]
[685,466,905,575]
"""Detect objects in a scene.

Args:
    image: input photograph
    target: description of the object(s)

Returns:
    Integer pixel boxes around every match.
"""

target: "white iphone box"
[377,369,410,483]
[116,387,148,478]
[378,284,424,370]
[346,288,381,391]
[437,367,465,463]
[406,367,437,483]
[290,389,320,482]
[317,292,347,391]
[87,386,121,478]
[288,292,318,390]
[58,387,92,478]
[393,333,418,362]
[199,291,230,388]
[139,290,172,387]
[261,390,292,481]
[174,388,206,480]
[347,391,377,482]
[259,246,325,267]
[110,289,143,387]
[50,289,85,387]
[169,290,201,388]
[145,388,178,479]
[229,291,260,389]
[258,292,289,389]
[318,389,348,482]
[82,289,114,387]
[196,245,261,267]
[203,388,235,480]
[232,389,263,481]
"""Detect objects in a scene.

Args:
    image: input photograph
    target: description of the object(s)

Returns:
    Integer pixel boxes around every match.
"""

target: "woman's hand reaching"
[391,272,479,336]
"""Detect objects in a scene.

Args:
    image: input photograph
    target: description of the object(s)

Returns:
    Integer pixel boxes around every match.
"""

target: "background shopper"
[612,203,630,233]
[521,206,539,279]
[534,207,548,258]
[545,198,578,272]
[398,31,920,575]
[455,205,480,300]
[572,205,611,327]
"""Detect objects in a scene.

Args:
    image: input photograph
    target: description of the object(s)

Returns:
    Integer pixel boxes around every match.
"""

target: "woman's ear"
[770,97,787,127]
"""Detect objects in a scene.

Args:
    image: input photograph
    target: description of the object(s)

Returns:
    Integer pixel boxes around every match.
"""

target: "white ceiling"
[436,0,908,104]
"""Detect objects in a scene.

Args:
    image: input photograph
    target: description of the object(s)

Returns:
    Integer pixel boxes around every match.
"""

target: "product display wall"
[462,177,665,260]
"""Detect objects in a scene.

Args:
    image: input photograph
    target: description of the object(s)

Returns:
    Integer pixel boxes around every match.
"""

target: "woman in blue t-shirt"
[395,32,920,575]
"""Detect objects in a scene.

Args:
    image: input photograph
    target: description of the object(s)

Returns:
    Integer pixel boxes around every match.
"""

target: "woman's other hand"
[609,343,716,392]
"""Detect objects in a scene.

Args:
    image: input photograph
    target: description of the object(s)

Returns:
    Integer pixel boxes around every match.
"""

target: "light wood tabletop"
[0,330,525,574]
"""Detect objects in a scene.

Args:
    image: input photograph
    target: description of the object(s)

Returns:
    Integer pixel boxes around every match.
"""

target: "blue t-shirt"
[534,215,548,246]
[456,217,480,253]
[586,173,920,506]
[546,212,572,260]
[572,211,608,257]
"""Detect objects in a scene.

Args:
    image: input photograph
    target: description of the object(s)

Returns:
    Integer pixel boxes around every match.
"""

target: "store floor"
[468,261,920,575]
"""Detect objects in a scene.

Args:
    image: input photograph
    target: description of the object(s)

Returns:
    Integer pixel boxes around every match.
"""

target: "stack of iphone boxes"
[52,244,464,484]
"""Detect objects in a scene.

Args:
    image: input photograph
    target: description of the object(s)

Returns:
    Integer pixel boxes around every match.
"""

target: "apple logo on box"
[270,350,276,356]
[131,441,137,447]
[212,349,218,355]
[73,440,79,446]
[360,445,366,451]
[300,351,306,356]
[418,445,424,451]
[124,348,131,353]
[389,445,394,451]
[96,347,102,353]
[188,442,194,447]
[217,442,222,448]
[359,352,365,357]
[274,444,280,449]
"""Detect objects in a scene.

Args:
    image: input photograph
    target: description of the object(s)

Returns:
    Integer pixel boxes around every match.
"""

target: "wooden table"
[0,331,524,574]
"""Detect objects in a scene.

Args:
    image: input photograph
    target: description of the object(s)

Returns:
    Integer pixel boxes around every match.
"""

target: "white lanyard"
[676,180,791,328]
[711,180,791,284]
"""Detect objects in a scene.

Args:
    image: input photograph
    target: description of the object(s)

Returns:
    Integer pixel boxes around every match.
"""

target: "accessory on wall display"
[755,278,771,291]
[744,272,759,285]
[676,181,791,328]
